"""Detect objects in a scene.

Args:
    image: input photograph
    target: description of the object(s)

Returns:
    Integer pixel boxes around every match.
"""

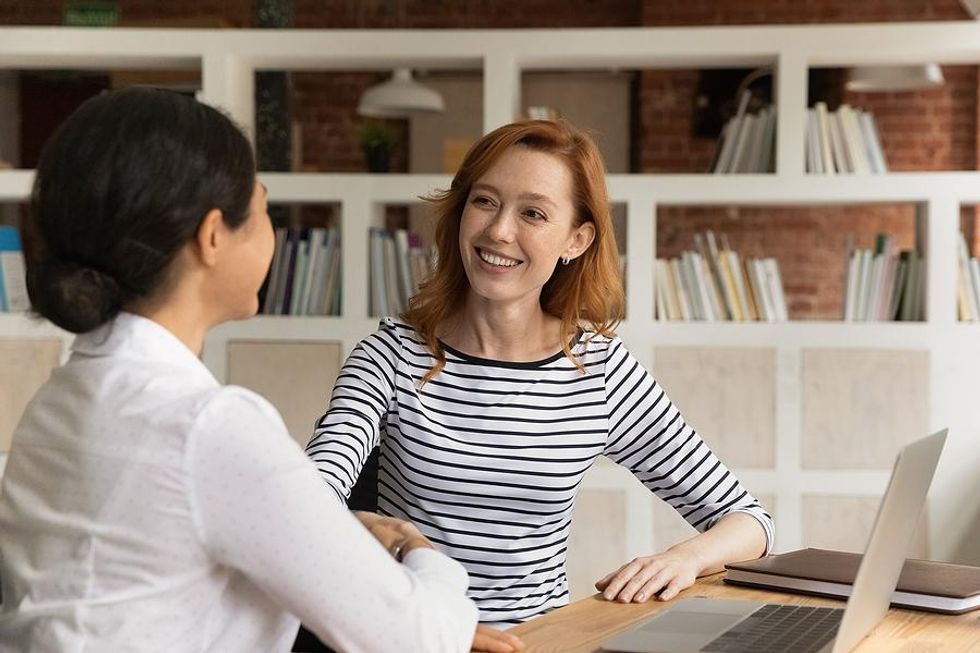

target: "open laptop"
[602,428,948,653]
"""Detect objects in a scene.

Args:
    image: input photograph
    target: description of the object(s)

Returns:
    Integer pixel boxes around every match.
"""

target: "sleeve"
[601,338,774,553]
[305,321,402,503]
[188,386,478,653]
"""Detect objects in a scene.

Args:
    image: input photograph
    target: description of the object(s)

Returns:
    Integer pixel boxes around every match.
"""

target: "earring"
[561,256,571,266]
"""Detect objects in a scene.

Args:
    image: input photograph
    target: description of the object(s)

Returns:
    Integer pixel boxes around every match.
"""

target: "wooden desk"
[508,573,980,652]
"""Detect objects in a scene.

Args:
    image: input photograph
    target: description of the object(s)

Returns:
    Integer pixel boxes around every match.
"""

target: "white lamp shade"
[845,64,945,92]
[357,68,445,118]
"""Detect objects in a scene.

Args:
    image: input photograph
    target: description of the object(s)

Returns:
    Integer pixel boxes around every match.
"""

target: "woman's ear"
[195,209,224,267]
[563,221,596,262]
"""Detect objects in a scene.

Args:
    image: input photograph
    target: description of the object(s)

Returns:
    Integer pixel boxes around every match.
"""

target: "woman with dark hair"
[0,87,478,653]
[306,119,774,631]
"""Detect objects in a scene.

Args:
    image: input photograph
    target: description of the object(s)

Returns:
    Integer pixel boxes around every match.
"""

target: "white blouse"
[0,313,477,653]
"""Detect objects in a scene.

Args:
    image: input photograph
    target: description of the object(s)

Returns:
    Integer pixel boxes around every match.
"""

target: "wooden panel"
[226,340,342,448]
[654,347,776,468]
[0,338,62,452]
[802,494,928,558]
[567,488,628,601]
[521,71,631,173]
[802,349,929,469]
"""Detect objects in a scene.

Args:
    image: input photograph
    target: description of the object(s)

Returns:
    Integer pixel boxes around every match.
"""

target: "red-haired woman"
[306,120,773,640]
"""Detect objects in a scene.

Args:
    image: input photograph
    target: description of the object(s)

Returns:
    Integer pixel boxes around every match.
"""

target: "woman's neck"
[125,279,217,357]
[441,299,567,362]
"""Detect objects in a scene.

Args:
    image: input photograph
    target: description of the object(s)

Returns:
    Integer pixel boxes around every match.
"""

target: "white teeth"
[479,249,520,267]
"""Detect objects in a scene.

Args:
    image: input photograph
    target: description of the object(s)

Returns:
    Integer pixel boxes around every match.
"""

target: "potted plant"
[358,120,396,173]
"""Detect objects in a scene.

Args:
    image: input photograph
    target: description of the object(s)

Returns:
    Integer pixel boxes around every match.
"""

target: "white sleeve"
[188,387,478,653]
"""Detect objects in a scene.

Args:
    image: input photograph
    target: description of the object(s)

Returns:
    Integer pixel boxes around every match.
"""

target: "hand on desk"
[471,624,525,653]
[595,548,699,603]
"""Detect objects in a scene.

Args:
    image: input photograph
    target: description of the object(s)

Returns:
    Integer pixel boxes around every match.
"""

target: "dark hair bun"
[28,87,254,333]
[27,258,125,334]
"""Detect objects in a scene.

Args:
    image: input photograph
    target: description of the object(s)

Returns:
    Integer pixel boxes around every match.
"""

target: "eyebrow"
[471,183,557,206]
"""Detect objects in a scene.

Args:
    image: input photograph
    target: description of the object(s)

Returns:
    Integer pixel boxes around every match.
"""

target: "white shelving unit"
[3,23,980,582]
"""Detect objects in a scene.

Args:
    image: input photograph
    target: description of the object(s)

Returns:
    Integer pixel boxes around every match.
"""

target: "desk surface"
[508,573,980,652]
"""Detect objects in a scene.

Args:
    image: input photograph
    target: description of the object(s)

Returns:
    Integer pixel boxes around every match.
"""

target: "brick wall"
[0,1,251,27]
[1,0,976,318]
[640,0,974,319]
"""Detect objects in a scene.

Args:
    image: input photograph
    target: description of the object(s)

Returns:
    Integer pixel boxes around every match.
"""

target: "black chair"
[292,447,379,653]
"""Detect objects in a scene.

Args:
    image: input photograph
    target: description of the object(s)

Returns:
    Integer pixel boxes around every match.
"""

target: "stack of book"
[0,226,28,312]
[711,91,777,174]
[262,227,342,316]
[655,231,788,322]
[370,227,438,318]
[805,102,887,174]
[843,233,923,322]
[956,232,980,322]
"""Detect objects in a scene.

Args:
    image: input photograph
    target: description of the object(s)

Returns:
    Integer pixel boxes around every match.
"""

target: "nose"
[484,206,517,243]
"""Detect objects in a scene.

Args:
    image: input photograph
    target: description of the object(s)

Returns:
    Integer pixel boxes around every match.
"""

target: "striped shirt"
[307,319,774,626]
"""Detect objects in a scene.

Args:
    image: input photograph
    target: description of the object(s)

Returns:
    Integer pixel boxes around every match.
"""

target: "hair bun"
[26,258,124,333]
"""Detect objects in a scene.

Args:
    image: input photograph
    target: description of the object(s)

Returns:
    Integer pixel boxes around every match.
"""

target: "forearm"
[668,512,768,576]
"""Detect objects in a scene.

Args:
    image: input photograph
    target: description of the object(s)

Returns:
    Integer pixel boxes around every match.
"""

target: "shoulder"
[576,329,626,361]
[195,385,289,439]
[356,317,431,362]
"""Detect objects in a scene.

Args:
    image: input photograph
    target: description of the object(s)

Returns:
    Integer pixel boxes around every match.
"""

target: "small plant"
[358,121,396,172]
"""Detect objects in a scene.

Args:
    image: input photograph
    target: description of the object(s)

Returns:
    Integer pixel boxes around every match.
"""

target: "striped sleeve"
[601,338,774,553]
[305,320,400,503]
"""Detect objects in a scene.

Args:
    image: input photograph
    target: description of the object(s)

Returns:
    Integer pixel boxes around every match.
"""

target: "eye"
[471,195,496,209]
[522,207,547,221]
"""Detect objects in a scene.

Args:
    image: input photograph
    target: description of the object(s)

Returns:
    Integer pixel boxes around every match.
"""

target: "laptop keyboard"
[700,604,844,653]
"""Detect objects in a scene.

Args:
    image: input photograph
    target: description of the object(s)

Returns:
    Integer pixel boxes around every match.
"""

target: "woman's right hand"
[471,625,525,652]
[354,511,434,559]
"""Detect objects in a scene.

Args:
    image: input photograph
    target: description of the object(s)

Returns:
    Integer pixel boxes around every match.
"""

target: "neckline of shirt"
[437,329,585,370]
[70,311,217,385]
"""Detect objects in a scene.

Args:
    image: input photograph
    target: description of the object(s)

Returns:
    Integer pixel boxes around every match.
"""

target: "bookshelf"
[2,23,980,593]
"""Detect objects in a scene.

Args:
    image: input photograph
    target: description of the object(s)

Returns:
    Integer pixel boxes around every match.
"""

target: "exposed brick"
[1,0,975,320]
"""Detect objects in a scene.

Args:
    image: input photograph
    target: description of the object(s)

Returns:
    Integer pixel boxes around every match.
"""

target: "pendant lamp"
[357,68,445,118]
[845,64,945,92]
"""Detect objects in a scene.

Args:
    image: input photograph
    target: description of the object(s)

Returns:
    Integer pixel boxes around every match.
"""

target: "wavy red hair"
[403,119,625,384]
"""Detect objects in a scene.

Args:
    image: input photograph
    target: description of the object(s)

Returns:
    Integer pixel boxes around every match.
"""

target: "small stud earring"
[561,256,570,266]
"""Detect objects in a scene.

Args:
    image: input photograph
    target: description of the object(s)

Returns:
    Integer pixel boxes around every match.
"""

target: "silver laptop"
[602,428,948,653]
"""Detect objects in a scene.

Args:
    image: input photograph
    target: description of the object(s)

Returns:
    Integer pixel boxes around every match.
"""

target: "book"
[713,90,752,174]
[382,230,402,315]
[729,113,757,174]
[288,230,310,316]
[838,105,871,174]
[669,258,692,320]
[758,107,777,173]
[814,102,835,176]
[369,228,387,317]
[277,228,301,315]
[0,226,29,312]
[829,111,851,173]
[393,228,415,309]
[727,250,752,322]
[725,547,980,615]
[859,110,888,174]
[762,258,788,321]
[262,228,287,315]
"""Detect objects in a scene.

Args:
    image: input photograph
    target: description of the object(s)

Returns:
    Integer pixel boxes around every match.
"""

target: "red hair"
[404,119,624,384]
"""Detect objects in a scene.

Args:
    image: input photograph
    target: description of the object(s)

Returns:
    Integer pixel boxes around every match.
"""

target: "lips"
[477,247,523,268]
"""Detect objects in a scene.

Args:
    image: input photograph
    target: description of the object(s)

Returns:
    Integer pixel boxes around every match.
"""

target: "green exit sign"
[64,2,120,27]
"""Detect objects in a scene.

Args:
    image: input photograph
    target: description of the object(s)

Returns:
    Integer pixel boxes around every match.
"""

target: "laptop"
[602,428,948,653]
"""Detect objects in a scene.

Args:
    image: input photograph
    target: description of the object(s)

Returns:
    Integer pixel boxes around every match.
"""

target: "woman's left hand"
[594,548,700,603]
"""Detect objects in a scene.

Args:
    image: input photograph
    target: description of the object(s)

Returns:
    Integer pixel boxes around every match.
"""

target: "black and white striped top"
[307,319,774,626]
